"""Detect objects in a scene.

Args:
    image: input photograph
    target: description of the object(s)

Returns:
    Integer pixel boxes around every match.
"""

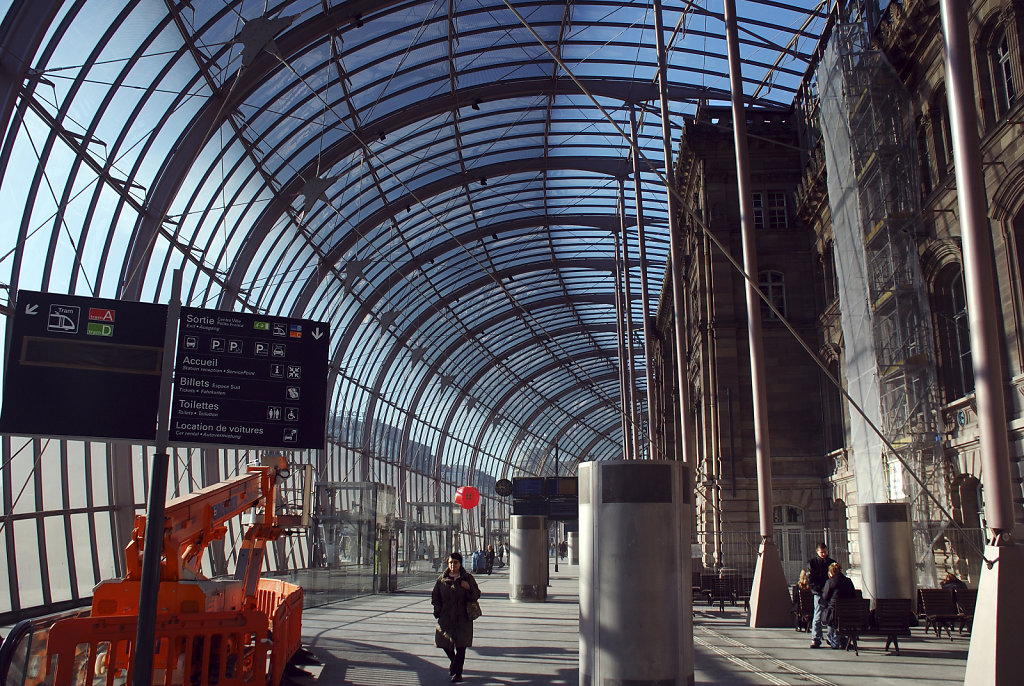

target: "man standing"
[806,542,836,648]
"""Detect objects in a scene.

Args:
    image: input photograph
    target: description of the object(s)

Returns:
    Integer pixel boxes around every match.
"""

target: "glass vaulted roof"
[0,0,831,484]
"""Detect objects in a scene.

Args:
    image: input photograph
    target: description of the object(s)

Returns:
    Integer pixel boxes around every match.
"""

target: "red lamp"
[455,485,480,509]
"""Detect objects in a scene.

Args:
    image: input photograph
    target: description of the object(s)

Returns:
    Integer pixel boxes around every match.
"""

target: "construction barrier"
[255,578,304,685]
[43,611,269,686]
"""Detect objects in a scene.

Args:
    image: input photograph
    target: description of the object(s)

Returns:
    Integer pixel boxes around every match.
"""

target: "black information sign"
[0,290,167,441]
[169,307,330,450]
[512,477,546,499]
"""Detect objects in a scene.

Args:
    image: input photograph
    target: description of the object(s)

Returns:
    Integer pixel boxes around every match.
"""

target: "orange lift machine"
[39,455,306,686]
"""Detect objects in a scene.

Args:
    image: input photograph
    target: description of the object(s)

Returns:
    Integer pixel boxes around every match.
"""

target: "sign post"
[132,268,181,686]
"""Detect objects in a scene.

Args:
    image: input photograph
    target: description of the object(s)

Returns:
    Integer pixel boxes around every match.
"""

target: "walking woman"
[432,551,481,682]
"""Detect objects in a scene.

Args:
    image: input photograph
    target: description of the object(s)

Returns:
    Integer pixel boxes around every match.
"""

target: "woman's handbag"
[466,599,483,620]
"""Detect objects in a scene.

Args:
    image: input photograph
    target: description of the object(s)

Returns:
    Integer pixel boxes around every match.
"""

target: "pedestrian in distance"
[432,551,482,682]
[484,545,495,575]
[806,542,836,648]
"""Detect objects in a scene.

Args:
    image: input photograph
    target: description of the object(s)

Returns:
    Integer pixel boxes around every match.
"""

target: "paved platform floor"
[296,564,969,685]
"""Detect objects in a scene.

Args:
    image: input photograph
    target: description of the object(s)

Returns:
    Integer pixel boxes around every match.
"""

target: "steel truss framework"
[0,0,830,619]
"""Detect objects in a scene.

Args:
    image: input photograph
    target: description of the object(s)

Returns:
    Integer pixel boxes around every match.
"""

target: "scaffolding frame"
[822,15,948,586]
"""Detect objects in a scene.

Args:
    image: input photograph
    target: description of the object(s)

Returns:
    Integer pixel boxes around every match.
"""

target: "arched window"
[932,263,975,402]
[931,91,953,180]
[759,270,786,321]
[821,243,838,306]
[994,29,1018,116]
[823,358,845,453]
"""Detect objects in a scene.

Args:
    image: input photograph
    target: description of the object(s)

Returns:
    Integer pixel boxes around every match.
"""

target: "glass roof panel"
[1,0,834,490]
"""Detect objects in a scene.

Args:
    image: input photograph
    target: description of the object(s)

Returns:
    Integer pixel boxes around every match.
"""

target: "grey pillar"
[578,460,692,685]
[567,531,579,565]
[509,515,548,602]
[938,1,1024,683]
[722,0,789,627]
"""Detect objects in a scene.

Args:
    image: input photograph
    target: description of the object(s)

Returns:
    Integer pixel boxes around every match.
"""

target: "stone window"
[753,191,788,230]
[759,270,786,321]
[932,263,974,402]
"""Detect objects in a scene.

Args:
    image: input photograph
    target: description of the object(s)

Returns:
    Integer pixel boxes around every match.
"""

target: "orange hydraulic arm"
[123,455,287,584]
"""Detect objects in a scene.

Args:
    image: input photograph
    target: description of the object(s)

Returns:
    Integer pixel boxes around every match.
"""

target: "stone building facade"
[654,0,1024,583]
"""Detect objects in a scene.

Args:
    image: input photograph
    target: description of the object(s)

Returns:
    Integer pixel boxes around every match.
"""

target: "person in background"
[484,545,495,575]
[821,562,858,649]
[941,572,968,590]
[431,551,481,683]
[791,568,813,630]
[806,542,836,648]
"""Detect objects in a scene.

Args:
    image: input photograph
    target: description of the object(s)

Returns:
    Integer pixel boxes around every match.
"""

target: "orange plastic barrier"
[254,579,303,686]
[43,611,269,686]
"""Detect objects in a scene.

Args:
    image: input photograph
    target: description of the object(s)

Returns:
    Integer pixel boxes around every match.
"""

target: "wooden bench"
[792,587,814,632]
[867,598,913,654]
[919,588,959,639]
[708,577,735,611]
[832,597,871,655]
[953,588,976,634]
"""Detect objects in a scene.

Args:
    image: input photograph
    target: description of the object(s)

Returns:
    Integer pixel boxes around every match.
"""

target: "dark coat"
[820,573,857,626]
[806,554,836,594]
[432,568,481,649]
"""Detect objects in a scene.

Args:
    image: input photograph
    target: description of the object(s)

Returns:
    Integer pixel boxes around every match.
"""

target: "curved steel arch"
[499,368,627,477]
[350,256,629,455]
[282,156,637,313]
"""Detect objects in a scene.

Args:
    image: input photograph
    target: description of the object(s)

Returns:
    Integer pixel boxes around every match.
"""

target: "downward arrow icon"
[312,328,323,340]
[25,304,38,315]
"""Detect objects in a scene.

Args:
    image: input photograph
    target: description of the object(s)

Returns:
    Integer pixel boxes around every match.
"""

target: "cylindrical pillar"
[579,460,693,685]
[509,515,548,602]
[858,503,915,607]
[567,531,579,565]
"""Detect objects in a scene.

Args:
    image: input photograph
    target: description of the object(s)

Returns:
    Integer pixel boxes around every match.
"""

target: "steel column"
[939,1,1024,682]
[619,178,642,460]
[612,214,632,459]
[723,0,790,627]
[629,106,659,461]
[653,0,692,465]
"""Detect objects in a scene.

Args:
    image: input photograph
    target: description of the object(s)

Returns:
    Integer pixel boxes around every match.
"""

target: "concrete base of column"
[748,539,792,628]
[965,542,1024,685]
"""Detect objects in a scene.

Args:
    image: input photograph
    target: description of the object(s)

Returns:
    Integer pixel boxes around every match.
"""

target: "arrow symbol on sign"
[312,328,323,340]
[25,304,38,315]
